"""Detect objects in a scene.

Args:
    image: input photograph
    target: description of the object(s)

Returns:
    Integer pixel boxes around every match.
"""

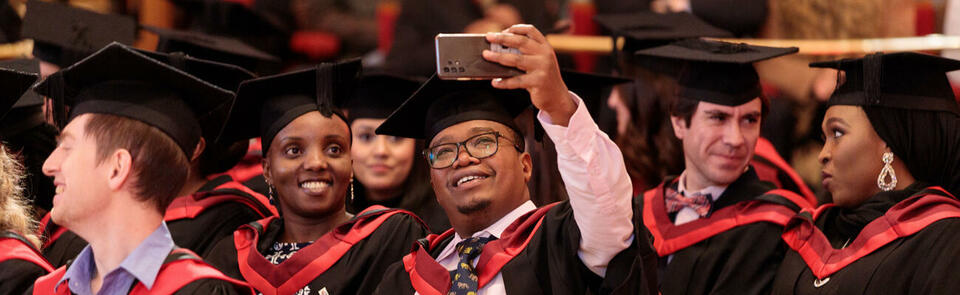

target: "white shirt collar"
[436,200,537,263]
[677,171,726,202]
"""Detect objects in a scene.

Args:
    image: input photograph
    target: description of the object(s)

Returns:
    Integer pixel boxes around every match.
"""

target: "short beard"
[456,199,492,214]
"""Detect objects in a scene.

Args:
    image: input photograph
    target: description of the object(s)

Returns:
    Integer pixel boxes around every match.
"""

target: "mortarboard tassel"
[863,52,884,105]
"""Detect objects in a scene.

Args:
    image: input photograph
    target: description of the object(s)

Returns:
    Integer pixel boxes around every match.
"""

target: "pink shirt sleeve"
[536,92,635,277]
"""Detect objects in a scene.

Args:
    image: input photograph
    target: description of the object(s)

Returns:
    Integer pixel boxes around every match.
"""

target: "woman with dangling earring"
[771,52,960,294]
[204,60,429,295]
[342,73,449,233]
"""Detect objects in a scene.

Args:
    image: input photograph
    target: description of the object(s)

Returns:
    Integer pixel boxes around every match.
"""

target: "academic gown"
[40,175,276,267]
[636,169,805,295]
[29,248,253,295]
[0,231,53,295]
[374,201,656,295]
[205,206,429,295]
[771,183,960,294]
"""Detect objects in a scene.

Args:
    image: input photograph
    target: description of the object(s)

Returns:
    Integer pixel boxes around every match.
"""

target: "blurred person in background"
[344,73,450,232]
[0,64,54,295]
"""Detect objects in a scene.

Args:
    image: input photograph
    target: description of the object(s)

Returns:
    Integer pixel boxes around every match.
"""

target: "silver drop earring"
[349,180,355,203]
[877,152,898,191]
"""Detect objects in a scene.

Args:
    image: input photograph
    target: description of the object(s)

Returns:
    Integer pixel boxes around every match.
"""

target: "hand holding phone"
[482,25,576,125]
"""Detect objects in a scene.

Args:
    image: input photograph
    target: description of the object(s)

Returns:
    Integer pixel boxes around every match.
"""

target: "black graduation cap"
[129,49,256,174]
[143,26,282,75]
[33,42,235,157]
[344,73,423,122]
[134,48,256,93]
[220,58,362,153]
[0,59,42,109]
[0,59,44,138]
[810,52,960,114]
[131,49,257,174]
[21,0,137,68]
[375,74,531,142]
[0,62,39,120]
[594,12,733,53]
[635,39,798,106]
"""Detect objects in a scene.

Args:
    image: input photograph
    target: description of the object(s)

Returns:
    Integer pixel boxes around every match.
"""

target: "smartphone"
[435,33,524,80]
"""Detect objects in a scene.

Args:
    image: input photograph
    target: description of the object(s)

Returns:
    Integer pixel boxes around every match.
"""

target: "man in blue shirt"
[31,43,252,294]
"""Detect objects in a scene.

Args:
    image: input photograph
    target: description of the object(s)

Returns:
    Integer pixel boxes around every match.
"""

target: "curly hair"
[0,143,40,248]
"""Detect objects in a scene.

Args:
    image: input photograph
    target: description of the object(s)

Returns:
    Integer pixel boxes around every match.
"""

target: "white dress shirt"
[421,92,635,294]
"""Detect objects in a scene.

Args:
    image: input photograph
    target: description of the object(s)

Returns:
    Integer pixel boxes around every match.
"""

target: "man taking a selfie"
[374,24,655,294]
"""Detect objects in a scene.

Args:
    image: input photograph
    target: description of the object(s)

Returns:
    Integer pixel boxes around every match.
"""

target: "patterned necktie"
[665,187,713,217]
[449,236,496,295]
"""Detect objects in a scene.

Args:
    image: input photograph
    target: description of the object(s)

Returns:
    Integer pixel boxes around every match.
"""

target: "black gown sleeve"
[907,220,960,294]
[0,259,47,295]
[169,202,262,255]
[601,225,659,295]
[203,234,243,280]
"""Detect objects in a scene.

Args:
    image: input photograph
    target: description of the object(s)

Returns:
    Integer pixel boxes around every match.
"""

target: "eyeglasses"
[424,131,522,169]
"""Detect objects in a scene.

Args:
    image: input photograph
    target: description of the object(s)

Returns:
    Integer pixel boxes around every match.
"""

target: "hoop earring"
[877,152,898,191]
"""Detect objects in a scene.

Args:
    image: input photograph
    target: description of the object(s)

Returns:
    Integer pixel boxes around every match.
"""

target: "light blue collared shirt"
[55,222,175,295]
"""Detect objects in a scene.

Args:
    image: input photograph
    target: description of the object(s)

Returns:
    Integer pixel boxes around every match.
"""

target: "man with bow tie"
[633,39,811,295]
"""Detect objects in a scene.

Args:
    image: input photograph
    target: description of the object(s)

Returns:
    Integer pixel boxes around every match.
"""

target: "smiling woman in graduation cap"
[771,52,960,294]
[203,59,429,295]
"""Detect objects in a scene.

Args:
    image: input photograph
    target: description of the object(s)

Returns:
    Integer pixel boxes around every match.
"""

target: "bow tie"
[666,188,713,217]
